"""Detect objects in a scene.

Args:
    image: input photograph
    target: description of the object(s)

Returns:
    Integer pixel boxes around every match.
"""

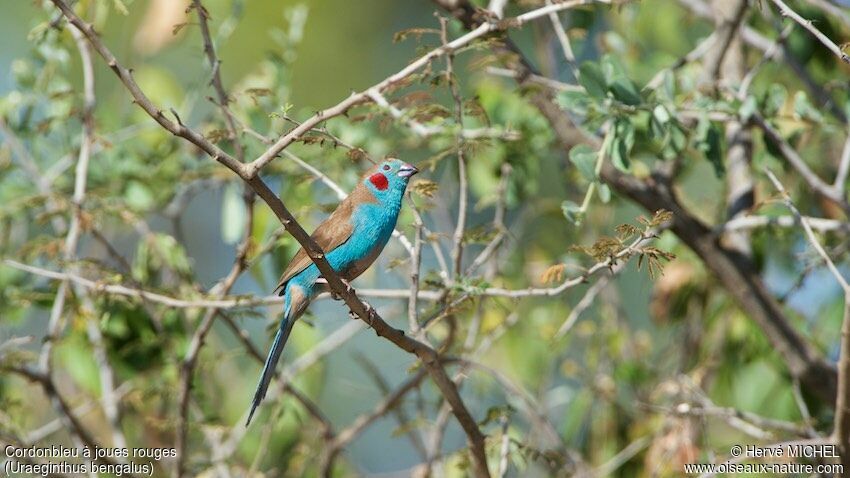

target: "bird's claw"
[330,278,353,301]
[349,303,375,329]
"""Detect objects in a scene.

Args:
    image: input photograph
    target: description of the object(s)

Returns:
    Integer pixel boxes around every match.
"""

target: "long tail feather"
[246,308,296,426]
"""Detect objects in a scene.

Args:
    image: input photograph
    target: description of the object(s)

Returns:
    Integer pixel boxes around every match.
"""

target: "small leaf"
[578,62,606,99]
[610,137,629,172]
[569,145,598,182]
[557,90,591,116]
[793,91,823,122]
[125,181,154,211]
[172,22,189,36]
[561,200,583,225]
[660,70,676,101]
[604,55,641,105]
[113,0,129,15]
[610,78,642,105]
[652,104,671,125]
[411,179,439,198]
[539,264,566,285]
[205,128,230,143]
[597,183,611,203]
[609,120,634,172]
[738,95,758,122]
[696,118,724,177]
[762,84,787,117]
[346,147,369,162]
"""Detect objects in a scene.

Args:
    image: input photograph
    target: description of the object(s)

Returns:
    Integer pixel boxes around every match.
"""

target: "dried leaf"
[393,27,440,43]
[540,264,566,284]
[172,22,189,36]
[346,147,369,163]
[411,179,439,198]
[205,128,230,143]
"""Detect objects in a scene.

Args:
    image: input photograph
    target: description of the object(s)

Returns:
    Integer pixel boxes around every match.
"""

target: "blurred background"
[1,0,849,476]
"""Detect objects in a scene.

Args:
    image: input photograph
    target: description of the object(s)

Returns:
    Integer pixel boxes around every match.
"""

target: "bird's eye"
[383,164,391,171]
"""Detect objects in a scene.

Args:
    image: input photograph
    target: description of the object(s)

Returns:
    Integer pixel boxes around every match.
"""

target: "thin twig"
[546,0,580,80]
[765,168,850,467]
[768,0,850,63]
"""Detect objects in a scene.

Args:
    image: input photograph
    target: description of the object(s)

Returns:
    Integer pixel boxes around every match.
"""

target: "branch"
[2,259,444,307]
[441,16,469,278]
[367,90,519,141]
[765,169,850,467]
[432,0,839,406]
[247,0,610,178]
[768,0,850,63]
[752,113,850,215]
[45,4,500,470]
[48,0,246,177]
[718,214,850,233]
[192,0,244,162]
[835,128,850,192]
[175,187,255,477]
[2,366,132,472]
[546,0,580,80]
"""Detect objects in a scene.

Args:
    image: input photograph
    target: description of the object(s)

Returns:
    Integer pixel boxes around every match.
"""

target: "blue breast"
[288,199,401,293]
[327,201,399,269]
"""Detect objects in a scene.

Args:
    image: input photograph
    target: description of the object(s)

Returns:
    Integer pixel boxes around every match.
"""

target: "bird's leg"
[348,303,375,329]
[317,277,354,300]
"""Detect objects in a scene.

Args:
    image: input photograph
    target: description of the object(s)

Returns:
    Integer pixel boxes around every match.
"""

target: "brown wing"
[273,181,379,294]
[274,200,355,294]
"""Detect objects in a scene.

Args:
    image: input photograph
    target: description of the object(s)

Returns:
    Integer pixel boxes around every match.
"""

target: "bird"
[246,158,419,425]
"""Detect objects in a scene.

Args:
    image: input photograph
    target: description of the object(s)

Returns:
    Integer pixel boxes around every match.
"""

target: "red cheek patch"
[369,173,389,191]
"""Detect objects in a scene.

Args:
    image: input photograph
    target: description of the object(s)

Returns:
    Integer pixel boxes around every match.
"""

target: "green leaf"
[112,0,129,15]
[609,119,634,172]
[652,104,671,125]
[763,84,786,117]
[562,200,583,225]
[601,54,628,82]
[557,90,591,116]
[578,62,606,99]
[670,124,687,152]
[610,138,629,171]
[602,55,641,105]
[793,91,823,123]
[597,183,611,203]
[125,181,154,211]
[610,78,642,105]
[221,185,246,245]
[696,118,724,177]
[569,145,598,182]
[156,234,192,276]
[738,95,758,123]
[660,70,676,101]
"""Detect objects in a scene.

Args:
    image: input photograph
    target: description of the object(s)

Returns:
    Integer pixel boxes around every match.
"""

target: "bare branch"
[768,0,850,63]
[765,169,850,468]
[753,114,850,215]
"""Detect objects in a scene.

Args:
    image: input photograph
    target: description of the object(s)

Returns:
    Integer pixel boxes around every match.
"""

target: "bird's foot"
[326,277,353,300]
[349,303,375,329]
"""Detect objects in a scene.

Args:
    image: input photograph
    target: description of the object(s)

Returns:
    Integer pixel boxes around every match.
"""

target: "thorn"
[170,108,184,126]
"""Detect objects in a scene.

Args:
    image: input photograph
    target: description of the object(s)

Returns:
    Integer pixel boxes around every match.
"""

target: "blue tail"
[246,308,296,426]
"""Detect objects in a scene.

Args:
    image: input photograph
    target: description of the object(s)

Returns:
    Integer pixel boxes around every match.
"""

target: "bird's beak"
[397,163,419,178]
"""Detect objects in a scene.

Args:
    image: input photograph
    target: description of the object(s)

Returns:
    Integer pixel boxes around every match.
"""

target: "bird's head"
[363,158,418,199]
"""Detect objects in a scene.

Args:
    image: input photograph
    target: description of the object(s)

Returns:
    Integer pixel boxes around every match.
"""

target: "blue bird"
[247,158,418,425]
